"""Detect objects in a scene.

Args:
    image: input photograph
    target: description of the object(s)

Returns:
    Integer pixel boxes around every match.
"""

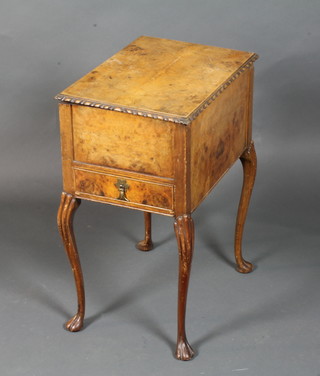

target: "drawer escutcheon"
[115,179,129,201]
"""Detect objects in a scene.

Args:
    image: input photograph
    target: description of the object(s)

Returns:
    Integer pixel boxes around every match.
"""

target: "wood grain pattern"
[245,66,255,144]
[74,169,174,211]
[72,105,174,178]
[56,36,257,124]
[234,142,257,273]
[58,104,75,193]
[57,192,85,332]
[174,215,195,361]
[190,69,251,212]
[173,123,191,216]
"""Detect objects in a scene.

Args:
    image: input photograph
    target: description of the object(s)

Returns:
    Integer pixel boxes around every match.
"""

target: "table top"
[56,36,258,124]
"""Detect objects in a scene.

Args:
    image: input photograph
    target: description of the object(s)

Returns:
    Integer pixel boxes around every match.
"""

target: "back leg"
[234,142,257,273]
[136,212,153,251]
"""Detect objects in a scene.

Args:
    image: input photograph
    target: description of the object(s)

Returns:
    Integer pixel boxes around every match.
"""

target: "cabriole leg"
[234,142,257,273]
[57,192,85,331]
[136,212,153,251]
[174,215,195,361]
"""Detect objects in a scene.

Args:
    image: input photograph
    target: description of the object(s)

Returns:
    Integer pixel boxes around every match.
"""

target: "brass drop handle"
[115,179,129,201]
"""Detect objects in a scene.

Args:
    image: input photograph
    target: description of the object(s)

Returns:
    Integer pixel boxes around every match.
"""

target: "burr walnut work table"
[55,36,258,361]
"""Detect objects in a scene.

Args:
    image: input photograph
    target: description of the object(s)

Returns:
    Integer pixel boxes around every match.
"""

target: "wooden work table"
[56,36,258,360]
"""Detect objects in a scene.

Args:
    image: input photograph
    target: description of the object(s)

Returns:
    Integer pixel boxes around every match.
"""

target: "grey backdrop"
[0,1,319,375]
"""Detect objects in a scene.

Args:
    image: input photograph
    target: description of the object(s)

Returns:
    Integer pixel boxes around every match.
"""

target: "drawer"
[74,169,174,213]
[72,106,174,178]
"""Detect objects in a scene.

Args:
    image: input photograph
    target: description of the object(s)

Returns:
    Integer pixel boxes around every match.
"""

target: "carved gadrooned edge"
[55,54,258,125]
[54,94,189,124]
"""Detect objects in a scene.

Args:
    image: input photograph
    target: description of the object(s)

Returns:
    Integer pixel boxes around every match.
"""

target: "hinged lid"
[55,36,258,125]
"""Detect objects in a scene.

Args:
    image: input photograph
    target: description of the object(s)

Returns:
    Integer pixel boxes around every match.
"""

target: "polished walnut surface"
[56,35,257,124]
[56,36,258,361]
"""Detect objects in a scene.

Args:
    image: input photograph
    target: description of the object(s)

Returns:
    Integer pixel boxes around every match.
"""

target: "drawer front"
[72,106,174,178]
[74,169,174,213]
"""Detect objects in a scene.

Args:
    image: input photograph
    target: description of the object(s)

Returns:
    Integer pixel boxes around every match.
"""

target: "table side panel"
[72,106,174,178]
[190,69,251,212]
[246,66,254,143]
